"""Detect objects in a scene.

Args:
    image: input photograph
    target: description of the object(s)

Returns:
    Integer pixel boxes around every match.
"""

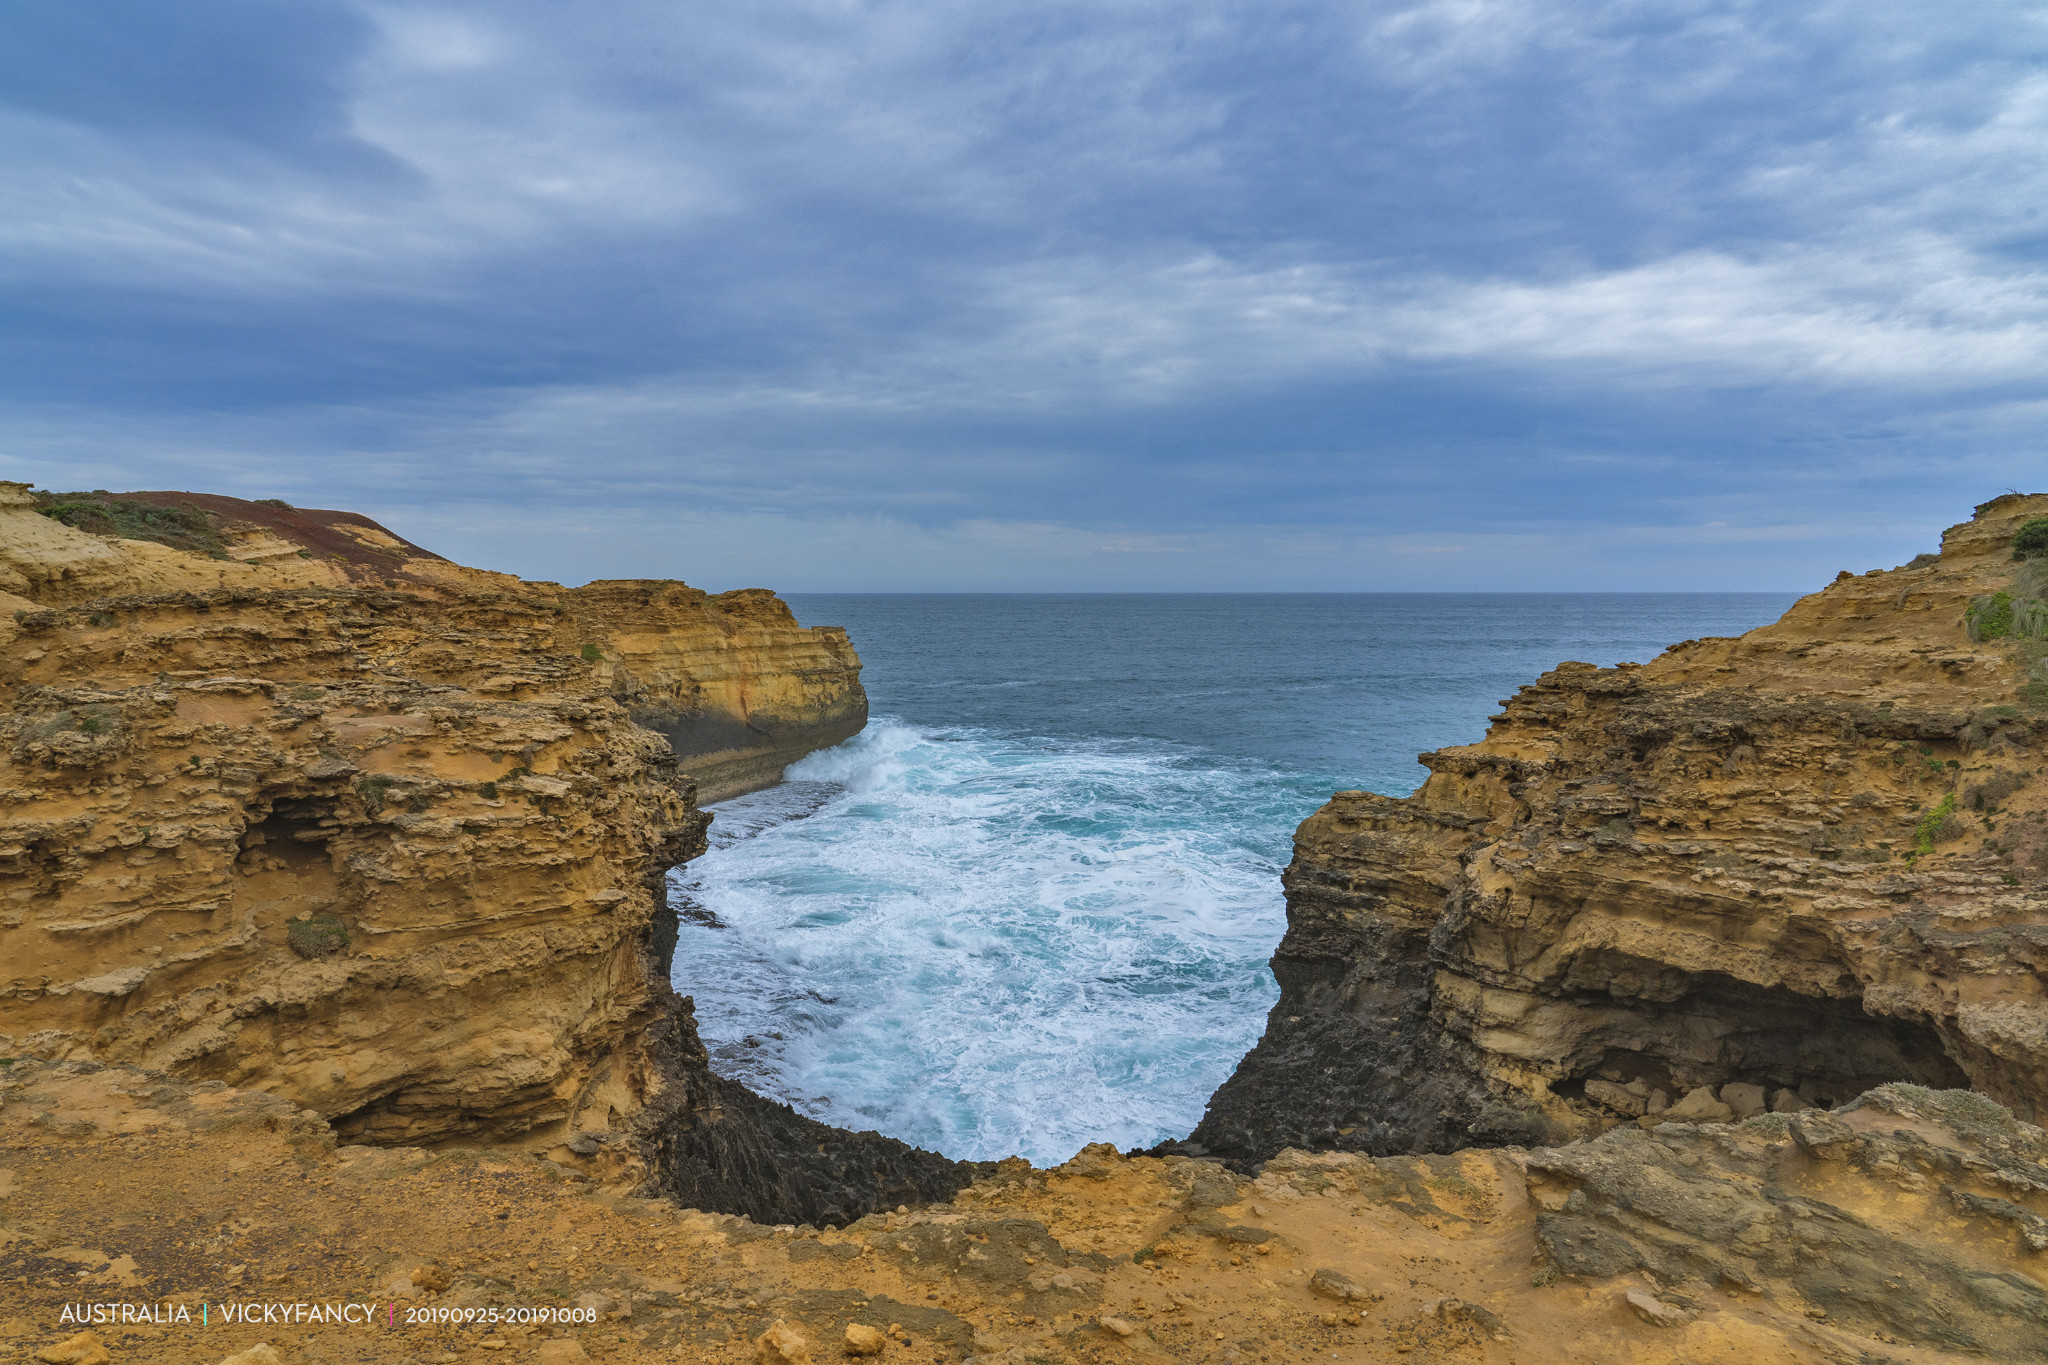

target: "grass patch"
[32,489,231,557]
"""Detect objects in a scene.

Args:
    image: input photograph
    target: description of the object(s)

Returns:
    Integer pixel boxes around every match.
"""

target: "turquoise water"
[668,593,1797,1163]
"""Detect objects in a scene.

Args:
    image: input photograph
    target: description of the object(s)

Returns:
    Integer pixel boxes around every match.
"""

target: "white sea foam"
[669,719,1289,1164]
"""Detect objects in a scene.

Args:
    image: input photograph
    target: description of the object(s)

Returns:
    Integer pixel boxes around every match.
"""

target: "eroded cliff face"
[1189,494,2048,1164]
[0,483,952,1224]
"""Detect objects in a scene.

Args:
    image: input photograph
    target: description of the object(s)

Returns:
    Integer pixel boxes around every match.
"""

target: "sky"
[4,0,2047,591]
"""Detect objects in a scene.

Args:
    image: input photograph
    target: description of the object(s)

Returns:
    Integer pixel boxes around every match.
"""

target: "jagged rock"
[1183,493,2048,1164]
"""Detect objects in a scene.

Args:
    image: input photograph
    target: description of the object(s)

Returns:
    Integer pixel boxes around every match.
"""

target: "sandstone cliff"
[0,482,947,1224]
[11,488,867,802]
[1188,493,2048,1163]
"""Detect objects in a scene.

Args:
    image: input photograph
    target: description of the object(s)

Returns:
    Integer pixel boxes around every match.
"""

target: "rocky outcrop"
[1188,493,2048,1163]
[0,481,946,1224]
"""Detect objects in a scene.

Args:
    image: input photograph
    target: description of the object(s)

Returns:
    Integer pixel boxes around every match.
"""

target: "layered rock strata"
[14,487,867,802]
[1189,493,2048,1163]
[0,482,948,1224]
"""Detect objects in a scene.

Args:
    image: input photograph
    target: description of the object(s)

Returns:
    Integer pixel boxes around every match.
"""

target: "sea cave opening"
[1554,971,1969,1114]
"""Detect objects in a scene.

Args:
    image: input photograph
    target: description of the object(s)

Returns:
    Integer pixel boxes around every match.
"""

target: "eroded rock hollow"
[1187,493,2048,1164]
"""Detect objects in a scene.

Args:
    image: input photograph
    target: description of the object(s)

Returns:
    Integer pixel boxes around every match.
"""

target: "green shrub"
[1969,592,2016,640]
[2014,517,2048,559]
[255,497,294,509]
[1967,771,2026,810]
[479,781,499,800]
[285,914,350,959]
[1915,793,1961,857]
[581,643,603,664]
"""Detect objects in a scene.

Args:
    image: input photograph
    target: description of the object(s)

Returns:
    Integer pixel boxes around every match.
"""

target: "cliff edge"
[1187,493,2048,1164]
[0,481,950,1225]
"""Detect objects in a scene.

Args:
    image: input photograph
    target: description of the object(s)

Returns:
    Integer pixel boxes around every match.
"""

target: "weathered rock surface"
[1186,493,2048,1163]
[10,1061,2045,1363]
[0,481,947,1224]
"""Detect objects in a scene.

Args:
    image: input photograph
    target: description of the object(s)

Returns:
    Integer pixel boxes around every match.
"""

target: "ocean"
[668,593,1799,1164]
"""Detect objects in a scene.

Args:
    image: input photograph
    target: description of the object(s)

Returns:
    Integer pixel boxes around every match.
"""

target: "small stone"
[1625,1289,1692,1328]
[843,1322,887,1356]
[1099,1317,1138,1337]
[217,1348,283,1365]
[37,1334,111,1365]
[1646,1089,1669,1114]
[536,1342,589,1365]
[756,1321,814,1365]
[1309,1268,1369,1302]
[411,1262,451,1292]
[1770,1088,1809,1114]
[1721,1083,1768,1119]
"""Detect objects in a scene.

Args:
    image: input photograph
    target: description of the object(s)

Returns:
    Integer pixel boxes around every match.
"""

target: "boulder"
[1721,1083,1768,1119]
[1661,1087,1734,1125]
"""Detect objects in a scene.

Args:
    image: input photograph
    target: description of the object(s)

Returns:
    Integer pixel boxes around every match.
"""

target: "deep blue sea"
[668,593,1798,1164]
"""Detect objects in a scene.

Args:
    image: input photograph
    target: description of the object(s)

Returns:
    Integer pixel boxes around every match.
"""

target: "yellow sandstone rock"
[35,1333,110,1365]
[754,1320,813,1364]
[841,1322,887,1355]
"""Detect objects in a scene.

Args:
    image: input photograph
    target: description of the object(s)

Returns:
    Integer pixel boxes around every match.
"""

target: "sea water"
[669,593,1796,1164]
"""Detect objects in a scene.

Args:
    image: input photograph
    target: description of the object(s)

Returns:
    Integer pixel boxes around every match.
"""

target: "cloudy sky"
[5,1,2046,590]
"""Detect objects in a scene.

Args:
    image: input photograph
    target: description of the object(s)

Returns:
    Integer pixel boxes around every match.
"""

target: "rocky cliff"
[0,482,952,1225]
[1187,493,2048,1164]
